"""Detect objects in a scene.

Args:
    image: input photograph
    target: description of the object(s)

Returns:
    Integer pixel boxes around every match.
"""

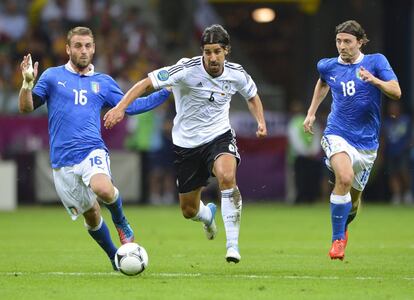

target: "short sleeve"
[102,75,124,107]
[148,61,187,89]
[317,59,328,82]
[32,68,51,105]
[236,70,257,100]
[375,54,398,82]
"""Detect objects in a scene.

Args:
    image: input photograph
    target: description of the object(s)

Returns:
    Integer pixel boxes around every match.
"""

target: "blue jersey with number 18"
[318,53,398,150]
[33,63,170,168]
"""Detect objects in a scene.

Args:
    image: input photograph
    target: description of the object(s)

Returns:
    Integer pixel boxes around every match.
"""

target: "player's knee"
[92,184,114,202]
[217,171,236,189]
[336,172,353,189]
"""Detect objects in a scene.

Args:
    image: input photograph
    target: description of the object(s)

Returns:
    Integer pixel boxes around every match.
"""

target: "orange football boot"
[329,239,346,260]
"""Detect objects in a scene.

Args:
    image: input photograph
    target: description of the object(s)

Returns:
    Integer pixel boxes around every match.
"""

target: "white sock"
[330,192,351,204]
[103,187,119,205]
[221,186,242,249]
[84,216,103,231]
[191,200,212,224]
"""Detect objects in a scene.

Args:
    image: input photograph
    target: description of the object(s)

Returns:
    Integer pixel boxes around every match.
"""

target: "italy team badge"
[91,81,100,94]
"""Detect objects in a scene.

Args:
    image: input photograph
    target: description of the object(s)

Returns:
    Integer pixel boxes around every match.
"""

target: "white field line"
[1,272,413,281]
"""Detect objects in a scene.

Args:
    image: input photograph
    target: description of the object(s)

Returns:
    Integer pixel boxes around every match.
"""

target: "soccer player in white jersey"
[303,20,401,260]
[18,27,171,270]
[104,24,267,263]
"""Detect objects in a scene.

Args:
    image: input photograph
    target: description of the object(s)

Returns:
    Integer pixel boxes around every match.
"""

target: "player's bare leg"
[180,188,217,240]
[90,174,134,244]
[329,153,353,260]
[83,201,118,270]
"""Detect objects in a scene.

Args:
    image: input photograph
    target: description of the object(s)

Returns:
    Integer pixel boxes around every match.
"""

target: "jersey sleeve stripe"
[168,68,185,76]
[168,65,184,73]
[182,61,201,68]
[182,57,201,65]
[225,64,245,72]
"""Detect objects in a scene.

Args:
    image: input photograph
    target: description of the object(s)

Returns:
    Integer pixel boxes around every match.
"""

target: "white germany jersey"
[148,56,257,148]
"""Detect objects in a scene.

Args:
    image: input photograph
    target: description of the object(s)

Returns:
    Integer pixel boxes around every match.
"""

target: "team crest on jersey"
[91,81,100,93]
[157,70,169,81]
[222,81,231,93]
[355,68,362,80]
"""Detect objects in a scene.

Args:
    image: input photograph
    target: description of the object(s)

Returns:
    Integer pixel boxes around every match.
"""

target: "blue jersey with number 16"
[33,64,170,168]
[318,53,398,150]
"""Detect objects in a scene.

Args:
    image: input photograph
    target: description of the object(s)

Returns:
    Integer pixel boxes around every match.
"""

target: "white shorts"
[53,149,112,220]
[321,135,377,191]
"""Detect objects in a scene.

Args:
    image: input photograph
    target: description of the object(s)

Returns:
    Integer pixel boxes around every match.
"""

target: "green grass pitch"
[0,203,413,299]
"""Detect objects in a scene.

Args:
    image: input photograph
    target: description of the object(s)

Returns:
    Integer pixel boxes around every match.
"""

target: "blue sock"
[330,202,352,241]
[88,218,117,259]
[104,194,126,224]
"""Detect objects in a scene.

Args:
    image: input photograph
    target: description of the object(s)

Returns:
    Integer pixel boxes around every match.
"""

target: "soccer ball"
[115,243,149,276]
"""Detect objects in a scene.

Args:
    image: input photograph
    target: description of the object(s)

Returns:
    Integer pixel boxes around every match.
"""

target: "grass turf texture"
[0,203,413,299]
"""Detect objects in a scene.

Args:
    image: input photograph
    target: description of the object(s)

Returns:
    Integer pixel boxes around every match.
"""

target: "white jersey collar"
[65,61,95,76]
[338,52,364,65]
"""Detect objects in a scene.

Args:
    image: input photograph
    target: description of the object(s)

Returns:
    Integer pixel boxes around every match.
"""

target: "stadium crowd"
[1,0,413,204]
[0,0,164,113]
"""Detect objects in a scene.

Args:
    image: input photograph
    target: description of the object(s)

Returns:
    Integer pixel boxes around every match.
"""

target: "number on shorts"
[89,156,103,167]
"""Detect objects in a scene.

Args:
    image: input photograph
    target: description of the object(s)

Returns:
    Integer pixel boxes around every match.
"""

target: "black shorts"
[173,129,241,193]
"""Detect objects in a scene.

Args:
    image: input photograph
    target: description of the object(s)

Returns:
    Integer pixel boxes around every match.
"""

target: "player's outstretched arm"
[247,94,267,138]
[303,78,330,134]
[18,54,39,113]
[104,77,154,129]
[125,88,171,115]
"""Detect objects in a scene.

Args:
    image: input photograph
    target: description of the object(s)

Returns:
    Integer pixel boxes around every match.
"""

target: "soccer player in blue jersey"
[303,20,401,260]
[18,26,171,270]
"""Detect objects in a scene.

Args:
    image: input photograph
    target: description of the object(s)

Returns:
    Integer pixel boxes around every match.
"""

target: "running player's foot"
[203,203,217,240]
[115,218,135,244]
[329,239,346,260]
[110,258,118,271]
[226,246,241,263]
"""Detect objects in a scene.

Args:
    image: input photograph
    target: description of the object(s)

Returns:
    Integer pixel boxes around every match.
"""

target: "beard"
[207,64,222,76]
[71,56,91,70]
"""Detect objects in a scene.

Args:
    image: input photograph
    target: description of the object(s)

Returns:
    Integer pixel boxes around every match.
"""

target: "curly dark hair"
[335,20,369,46]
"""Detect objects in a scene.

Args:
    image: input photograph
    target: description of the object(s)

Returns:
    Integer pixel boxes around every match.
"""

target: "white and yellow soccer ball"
[115,243,149,276]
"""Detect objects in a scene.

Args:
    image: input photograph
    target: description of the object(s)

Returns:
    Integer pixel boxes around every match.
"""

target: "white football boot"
[203,203,217,240]
[225,246,241,263]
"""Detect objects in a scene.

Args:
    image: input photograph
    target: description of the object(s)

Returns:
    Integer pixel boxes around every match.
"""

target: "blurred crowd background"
[1,0,413,206]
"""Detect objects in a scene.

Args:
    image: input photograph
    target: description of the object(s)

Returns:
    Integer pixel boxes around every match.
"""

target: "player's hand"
[359,66,375,84]
[303,115,316,134]
[256,122,267,138]
[104,106,125,129]
[20,54,38,89]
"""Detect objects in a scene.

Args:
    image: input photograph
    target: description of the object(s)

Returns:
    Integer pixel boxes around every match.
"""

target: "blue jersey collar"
[338,52,364,65]
[65,61,95,76]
